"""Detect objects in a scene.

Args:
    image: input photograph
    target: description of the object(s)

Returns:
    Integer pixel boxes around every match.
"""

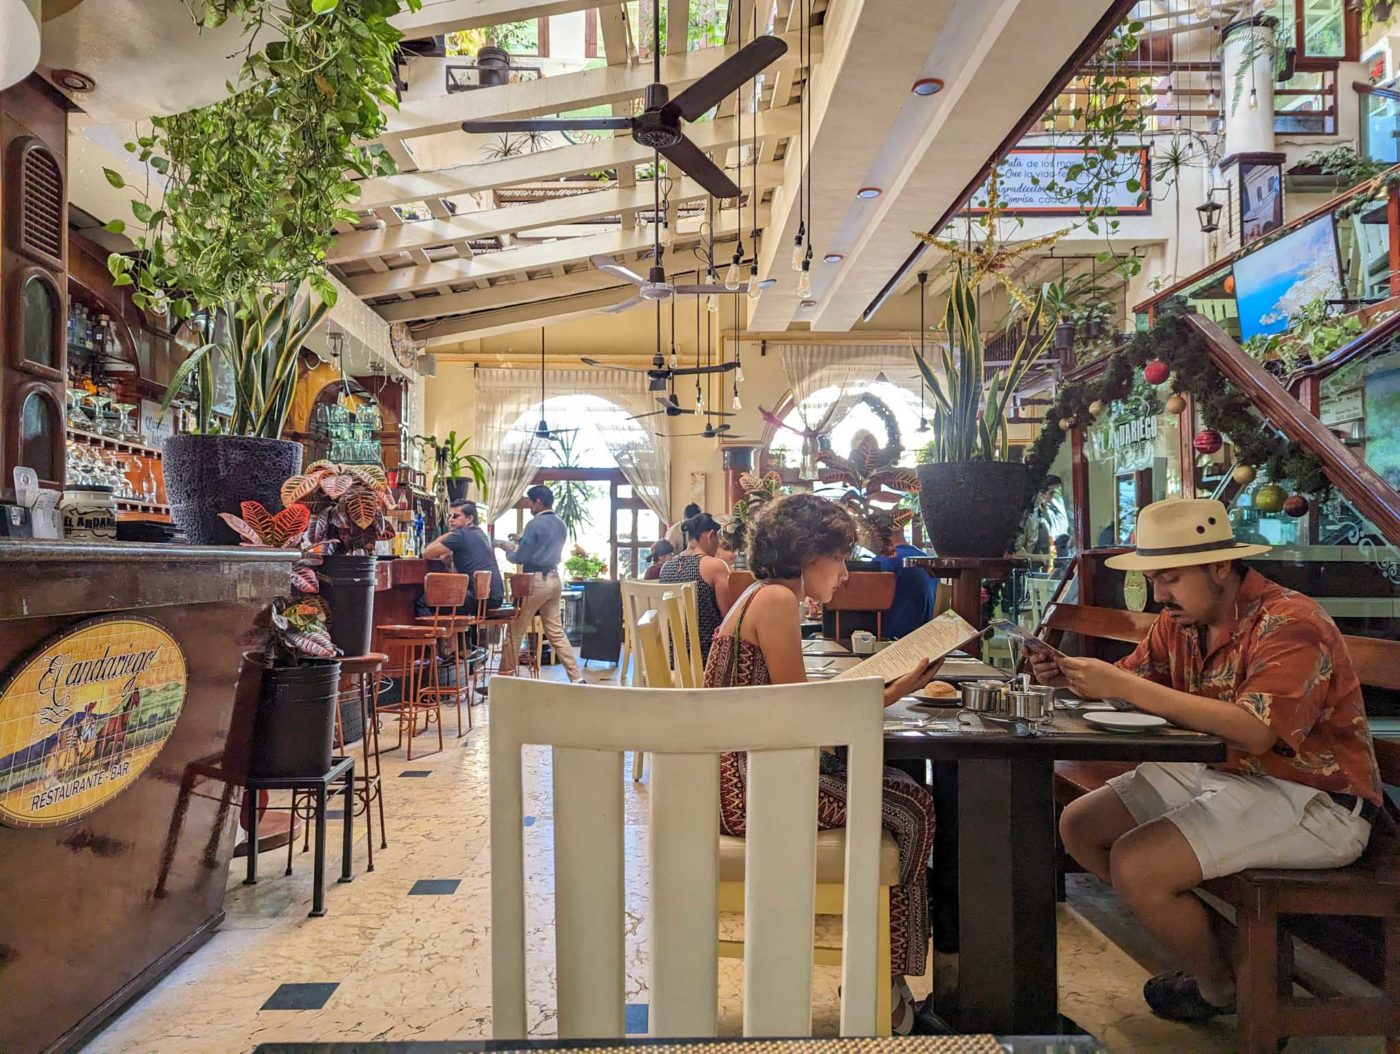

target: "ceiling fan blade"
[604,295,647,315]
[669,361,737,376]
[582,357,647,373]
[630,409,665,420]
[461,117,633,133]
[664,36,789,122]
[657,136,740,199]
[590,255,648,286]
[672,283,732,296]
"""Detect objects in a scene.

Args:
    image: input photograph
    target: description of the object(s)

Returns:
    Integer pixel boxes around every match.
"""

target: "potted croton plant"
[221,501,342,778]
[914,267,1054,557]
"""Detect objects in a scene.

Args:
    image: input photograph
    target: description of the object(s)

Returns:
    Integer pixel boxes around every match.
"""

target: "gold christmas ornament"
[1087,400,1104,417]
[1232,464,1257,485]
[1254,482,1287,513]
[1058,417,1074,431]
[1165,393,1187,415]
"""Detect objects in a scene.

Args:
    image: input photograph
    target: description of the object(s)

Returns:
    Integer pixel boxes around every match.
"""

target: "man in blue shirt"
[496,484,583,683]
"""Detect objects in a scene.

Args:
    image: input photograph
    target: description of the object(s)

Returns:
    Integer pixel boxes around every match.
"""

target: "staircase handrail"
[1285,300,1400,394]
[1183,314,1400,547]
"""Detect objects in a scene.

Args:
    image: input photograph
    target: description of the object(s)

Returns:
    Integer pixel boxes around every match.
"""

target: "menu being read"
[831,610,982,685]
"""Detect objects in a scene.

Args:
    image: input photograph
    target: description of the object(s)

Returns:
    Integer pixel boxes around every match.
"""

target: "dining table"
[253,1035,1108,1052]
[882,697,1227,1036]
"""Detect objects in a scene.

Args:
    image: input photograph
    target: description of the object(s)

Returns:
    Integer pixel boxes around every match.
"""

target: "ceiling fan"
[581,353,736,392]
[531,330,577,441]
[631,393,735,421]
[590,254,730,315]
[655,421,745,439]
[459,15,787,200]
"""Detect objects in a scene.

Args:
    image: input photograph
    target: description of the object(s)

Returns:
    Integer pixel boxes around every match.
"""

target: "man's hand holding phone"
[1025,643,1068,688]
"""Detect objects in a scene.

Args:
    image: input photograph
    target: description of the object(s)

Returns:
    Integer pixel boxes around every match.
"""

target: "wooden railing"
[1183,313,1400,546]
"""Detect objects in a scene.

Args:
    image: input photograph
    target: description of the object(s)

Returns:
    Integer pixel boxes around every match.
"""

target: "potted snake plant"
[159,286,330,544]
[914,267,1054,557]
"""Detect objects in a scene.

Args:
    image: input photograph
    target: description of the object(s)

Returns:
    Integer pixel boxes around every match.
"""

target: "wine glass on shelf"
[66,390,92,431]
[140,460,159,504]
[111,403,138,442]
[86,393,112,436]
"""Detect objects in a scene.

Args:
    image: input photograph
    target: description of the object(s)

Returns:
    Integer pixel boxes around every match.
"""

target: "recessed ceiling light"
[800,299,818,307]
[54,69,95,93]
[822,253,844,263]
[912,78,945,96]
[758,278,778,288]
[856,187,882,200]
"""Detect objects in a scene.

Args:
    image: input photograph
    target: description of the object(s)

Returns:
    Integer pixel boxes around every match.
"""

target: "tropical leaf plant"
[219,500,310,547]
[411,431,492,499]
[159,285,331,438]
[279,459,395,555]
[915,267,1054,464]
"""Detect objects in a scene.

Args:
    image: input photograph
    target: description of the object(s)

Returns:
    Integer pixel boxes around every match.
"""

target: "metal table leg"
[339,761,354,884]
[310,784,327,918]
[955,757,1058,1034]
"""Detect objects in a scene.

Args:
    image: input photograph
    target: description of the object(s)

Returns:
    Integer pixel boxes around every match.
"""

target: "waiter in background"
[495,484,584,684]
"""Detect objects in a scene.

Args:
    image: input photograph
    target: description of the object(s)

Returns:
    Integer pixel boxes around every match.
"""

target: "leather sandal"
[1143,971,1235,1021]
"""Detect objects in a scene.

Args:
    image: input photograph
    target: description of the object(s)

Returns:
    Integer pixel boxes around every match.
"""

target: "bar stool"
[507,572,543,677]
[376,624,445,761]
[415,572,473,736]
[464,569,501,697]
[334,653,389,871]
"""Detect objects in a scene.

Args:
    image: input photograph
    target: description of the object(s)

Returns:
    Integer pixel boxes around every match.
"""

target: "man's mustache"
[1160,602,1183,611]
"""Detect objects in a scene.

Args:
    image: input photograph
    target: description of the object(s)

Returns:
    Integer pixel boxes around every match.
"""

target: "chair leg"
[876,884,892,1037]
[358,672,375,873]
[1235,894,1281,1054]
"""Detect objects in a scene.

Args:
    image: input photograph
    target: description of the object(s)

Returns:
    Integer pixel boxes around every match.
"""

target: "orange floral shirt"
[1117,569,1383,804]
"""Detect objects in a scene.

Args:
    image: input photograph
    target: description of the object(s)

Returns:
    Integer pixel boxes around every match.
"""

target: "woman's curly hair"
[748,493,857,580]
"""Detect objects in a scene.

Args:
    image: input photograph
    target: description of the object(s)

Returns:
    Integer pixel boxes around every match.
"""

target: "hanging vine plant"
[1024,309,1331,502]
[105,0,421,317]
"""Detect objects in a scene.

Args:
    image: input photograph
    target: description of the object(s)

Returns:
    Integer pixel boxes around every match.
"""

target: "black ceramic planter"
[916,461,1032,558]
[1054,322,1076,354]
[249,659,341,779]
[162,434,303,545]
[319,553,377,659]
[444,477,472,503]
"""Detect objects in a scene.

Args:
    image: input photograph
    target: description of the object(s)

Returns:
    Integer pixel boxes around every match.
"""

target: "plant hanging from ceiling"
[105,0,422,318]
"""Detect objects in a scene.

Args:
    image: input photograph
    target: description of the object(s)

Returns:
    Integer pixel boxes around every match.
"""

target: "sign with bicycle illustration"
[0,616,187,828]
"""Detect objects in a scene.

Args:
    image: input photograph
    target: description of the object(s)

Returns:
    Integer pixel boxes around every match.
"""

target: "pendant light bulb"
[707,291,720,313]
[661,219,675,249]
[1248,87,1258,111]
[732,388,742,411]
[791,223,806,271]
[736,362,746,382]
[724,252,743,291]
[1194,0,1211,20]
[746,264,762,301]
[669,345,678,369]
[696,385,705,411]
[1206,87,1217,109]
[797,259,813,298]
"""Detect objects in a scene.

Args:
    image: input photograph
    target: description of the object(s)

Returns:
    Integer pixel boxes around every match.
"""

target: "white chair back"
[489,671,886,1040]
[621,578,701,687]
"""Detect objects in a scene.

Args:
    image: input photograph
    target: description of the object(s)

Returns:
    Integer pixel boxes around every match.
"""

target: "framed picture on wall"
[1239,158,1284,245]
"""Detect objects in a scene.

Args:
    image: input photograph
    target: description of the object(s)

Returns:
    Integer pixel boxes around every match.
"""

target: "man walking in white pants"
[496,484,584,684]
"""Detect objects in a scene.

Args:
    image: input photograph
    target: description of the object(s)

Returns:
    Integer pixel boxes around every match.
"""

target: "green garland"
[1024,311,1331,501]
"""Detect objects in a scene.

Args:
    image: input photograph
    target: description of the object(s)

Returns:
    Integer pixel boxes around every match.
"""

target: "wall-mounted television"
[1231,215,1344,342]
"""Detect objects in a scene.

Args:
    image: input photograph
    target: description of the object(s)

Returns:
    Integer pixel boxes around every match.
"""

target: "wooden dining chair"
[488,645,887,1039]
[826,571,897,642]
[621,580,701,781]
[634,610,897,1034]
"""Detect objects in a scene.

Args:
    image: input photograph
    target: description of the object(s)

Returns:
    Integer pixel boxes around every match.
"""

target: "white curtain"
[549,368,671,522]
[778,343,916,474]
[474,369,543,525]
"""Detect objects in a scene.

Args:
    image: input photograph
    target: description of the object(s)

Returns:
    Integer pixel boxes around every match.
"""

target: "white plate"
[1083,711,1169,733]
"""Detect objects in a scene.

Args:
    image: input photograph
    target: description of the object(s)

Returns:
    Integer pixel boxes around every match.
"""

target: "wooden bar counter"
[371,556,434,653]
[0,540,295,1054]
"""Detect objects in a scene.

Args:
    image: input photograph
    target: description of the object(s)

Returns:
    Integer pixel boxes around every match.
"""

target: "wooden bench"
[1046,600,1400,1054]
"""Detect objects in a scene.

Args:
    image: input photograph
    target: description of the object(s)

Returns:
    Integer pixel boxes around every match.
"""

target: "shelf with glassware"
[64,302,171,518]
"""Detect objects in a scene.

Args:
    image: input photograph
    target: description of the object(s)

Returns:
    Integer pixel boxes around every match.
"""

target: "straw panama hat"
[1105,498,1272,572]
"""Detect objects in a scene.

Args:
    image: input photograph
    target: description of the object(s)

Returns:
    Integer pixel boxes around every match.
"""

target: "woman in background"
[643,539,675,580]
[704,494,939,1033]
[659,511,732,662]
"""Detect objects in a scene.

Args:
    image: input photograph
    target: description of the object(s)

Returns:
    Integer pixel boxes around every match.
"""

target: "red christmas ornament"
[1283,494,1310,517]
[1143,359,1170,385]
[1193,428,1223,455]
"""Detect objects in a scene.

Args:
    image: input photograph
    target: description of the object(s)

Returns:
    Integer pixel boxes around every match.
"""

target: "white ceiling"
[43,0,1127,348]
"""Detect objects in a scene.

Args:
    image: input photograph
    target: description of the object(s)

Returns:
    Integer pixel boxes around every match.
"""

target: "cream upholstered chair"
[634,611,895,1034]
[489,628,888,1039]
[621,580,702,781]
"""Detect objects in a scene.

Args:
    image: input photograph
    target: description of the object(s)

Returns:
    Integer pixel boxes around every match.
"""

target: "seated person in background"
[417,500,504,618]
[704,494,941,1034]
[716,519,744,568]
[1036,498,1382,1024]
[866,510,937,639]
[659,511,733,663]
[643,539,675,580]
[664,502,701,550]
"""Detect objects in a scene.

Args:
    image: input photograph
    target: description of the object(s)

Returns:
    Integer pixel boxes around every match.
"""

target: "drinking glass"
[66,390,92,430]
[87,394,113,436]
[111,403,138,440]
[140,460,159,503]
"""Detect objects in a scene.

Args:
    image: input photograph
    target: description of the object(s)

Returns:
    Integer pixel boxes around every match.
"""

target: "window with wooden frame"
[584,9,602,59]
[10,268,64,378]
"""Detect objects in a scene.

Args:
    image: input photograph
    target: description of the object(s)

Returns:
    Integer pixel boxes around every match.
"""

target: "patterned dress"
[704,585,936,977]
[660,552,723,663]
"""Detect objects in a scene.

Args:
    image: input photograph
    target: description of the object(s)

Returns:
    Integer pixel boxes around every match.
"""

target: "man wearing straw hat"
[1029,498,1382,1023]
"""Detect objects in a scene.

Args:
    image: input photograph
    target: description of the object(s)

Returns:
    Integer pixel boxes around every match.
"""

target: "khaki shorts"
[1107,762,1372,880]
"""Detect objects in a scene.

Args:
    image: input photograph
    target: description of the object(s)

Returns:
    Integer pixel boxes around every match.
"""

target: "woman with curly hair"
[703,493,939,1033]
